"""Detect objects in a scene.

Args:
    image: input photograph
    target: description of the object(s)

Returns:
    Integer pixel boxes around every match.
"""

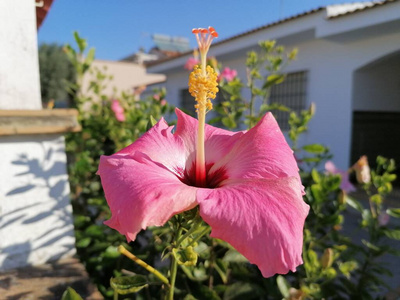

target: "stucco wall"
[353,52,400,112]
[0,0,42,110]
[0,134,75,271]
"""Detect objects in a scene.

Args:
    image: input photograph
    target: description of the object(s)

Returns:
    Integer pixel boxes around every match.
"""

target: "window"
[270,71,307,130]
[180,88,196,116]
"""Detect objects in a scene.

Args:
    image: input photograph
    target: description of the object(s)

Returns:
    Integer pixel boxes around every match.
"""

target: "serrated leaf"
[110,275,148,295]
[61,287,84,300]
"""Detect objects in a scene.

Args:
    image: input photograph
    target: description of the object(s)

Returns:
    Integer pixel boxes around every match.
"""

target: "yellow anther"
[188,65,218,113]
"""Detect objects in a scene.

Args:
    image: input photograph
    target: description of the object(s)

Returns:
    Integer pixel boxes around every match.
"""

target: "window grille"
[269,71,307,130]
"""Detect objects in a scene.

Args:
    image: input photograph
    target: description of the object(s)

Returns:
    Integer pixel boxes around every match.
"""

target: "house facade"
[146,0,400,171]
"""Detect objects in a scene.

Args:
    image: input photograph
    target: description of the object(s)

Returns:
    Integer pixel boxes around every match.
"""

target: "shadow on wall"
[0,135,75,271]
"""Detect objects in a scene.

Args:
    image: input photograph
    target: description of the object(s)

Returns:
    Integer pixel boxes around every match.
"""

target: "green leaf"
[222,117,236,129]
[276,275,290,298]
[76,237,91,248]
[222,249,248,263]
[110,275,148,295]
[223,282,263,300]
[302,144,326,154]
[346,197,363,212]
[73,31,87,53]
[172,246,198,266]
[61,287,84,300]
[311,168,321,183]
[85,225,104,238]
[85,48,95,67]
[103,246,121,259]
[150,115,158,127]
[263,74,285,89]
[339,261,358,278]
[386,208,400,218]
[370,194,382,205]
[311,184,324,204]
[383,229,400,240]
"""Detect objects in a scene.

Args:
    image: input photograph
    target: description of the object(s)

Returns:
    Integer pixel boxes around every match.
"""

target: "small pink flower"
[111,99,125,122]
[153,94,160,101]
[325,161,356,193]
[98,109,309,278]
[184,57,200,70]
[220,67,237,82]
[160,99,167,106]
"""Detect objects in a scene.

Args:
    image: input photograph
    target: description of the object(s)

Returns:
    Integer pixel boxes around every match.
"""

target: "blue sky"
[38,0,373,60]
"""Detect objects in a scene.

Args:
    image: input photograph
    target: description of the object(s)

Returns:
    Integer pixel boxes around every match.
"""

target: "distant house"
[146,0,400,171]
[82,60,166,97]
[85,34,191,97]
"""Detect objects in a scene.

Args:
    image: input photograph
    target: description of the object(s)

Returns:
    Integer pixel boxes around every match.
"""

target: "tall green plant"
[64,32,174,298]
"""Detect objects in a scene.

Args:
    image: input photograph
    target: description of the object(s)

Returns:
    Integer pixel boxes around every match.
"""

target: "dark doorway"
[351,111,400,184]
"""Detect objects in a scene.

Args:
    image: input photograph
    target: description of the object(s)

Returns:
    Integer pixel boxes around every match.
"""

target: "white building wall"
[0,0,41,109]
[150,29,400,170]
[0,135,75,270]
[0,1,76,270]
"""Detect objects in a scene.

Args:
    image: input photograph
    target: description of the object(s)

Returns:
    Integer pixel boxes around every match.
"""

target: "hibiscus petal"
[175,108,244,167]
[98,152,197,242]
[209,112,301,183]
[197,177,309,277]
[117,117,187,172]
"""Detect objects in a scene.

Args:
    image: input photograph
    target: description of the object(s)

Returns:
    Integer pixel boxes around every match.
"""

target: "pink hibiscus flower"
[219,67,237,82]
[325,161,356,193]
[98,108,309,277]
[111,99,125,122]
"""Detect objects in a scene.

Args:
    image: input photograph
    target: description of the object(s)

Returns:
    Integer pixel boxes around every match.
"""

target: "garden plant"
[61,29,400,300]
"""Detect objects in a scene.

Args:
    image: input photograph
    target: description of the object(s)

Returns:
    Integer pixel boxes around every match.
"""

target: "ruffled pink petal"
[175,108,244,168]
[209,112,300,183]
[98,152,197,242]
[117,117,187,172]
[197,177,309,277]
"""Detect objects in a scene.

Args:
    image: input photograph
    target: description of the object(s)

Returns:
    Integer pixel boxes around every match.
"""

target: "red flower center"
[175,162,227,188]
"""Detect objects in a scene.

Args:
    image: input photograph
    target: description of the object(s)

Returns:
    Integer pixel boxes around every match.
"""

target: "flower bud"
[320,248,334,269]
[352,156,371,184]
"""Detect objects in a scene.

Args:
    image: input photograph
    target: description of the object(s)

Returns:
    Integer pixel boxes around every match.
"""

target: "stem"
[118,245,169,286]
[168,255,178,300]
[176,217,202,246]
[188,226,211,247]
[248,74,256,129]
[168,226,183,300]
